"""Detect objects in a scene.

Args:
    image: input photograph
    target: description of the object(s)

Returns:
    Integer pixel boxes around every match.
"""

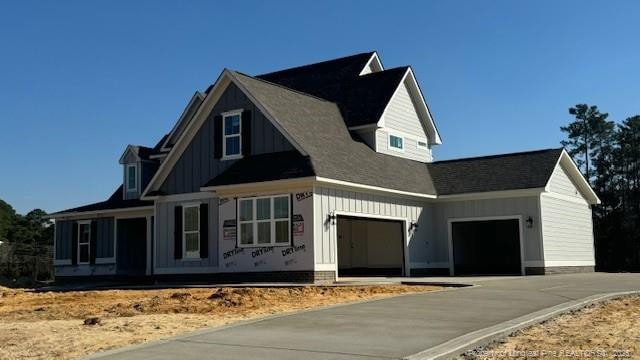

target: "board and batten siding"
[431,196,544,265]
[312,186,442,269]
[54,218,114,260]
[54,220,74,260]
[160,83,295,195]
[541,163,595,265]
[154,196,219,271]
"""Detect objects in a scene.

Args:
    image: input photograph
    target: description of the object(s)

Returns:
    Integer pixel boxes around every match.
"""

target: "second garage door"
[451,218,522,275]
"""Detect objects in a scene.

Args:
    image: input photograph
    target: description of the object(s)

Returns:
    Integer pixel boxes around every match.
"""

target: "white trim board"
[358,52,383,75]
[47,206,153,220]
[543,149,600,205]
[447,215,525,276]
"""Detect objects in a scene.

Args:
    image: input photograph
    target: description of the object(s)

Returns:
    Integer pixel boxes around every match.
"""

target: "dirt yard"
[464,295,640,359]
[0,284,439,359]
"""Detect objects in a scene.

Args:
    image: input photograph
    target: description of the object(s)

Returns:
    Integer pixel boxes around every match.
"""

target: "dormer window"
[389,134,404,151]
[223,110,242,159]
[126,164,137,191]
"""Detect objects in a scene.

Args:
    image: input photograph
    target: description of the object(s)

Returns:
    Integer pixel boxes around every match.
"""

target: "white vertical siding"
[541,163,595,265]
[313,186,443,269]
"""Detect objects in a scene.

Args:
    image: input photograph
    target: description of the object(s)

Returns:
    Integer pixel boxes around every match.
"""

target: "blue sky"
[1,1,639,214]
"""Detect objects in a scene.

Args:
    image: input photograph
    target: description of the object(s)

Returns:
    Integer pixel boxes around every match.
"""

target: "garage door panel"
[452,219,521,275]
[337,217,404,276]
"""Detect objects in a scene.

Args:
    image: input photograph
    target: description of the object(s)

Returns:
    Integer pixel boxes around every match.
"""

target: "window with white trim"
[126,164,137,191]
[78,221,91,264]
[389,134,404,151]
[238,195,290,247]
[417,140,428,150]
[223,111,242,158]
[183,205,200,258]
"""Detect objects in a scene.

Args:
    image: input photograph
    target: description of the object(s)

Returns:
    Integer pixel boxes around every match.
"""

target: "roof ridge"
[231,70,337,104]
[431,147,563,164]
[256,51,376,77]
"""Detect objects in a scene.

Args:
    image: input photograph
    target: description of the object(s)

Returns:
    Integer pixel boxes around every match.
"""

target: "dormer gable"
[119,145,158,199]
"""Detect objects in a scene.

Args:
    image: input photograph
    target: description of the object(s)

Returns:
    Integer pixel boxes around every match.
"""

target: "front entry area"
[450,218,522,276]
[337,216,405,276]
[116,217,147,275]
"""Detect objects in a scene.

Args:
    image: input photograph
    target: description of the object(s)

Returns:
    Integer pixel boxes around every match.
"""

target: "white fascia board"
[47,206,153,220]
[561,150,601,204]
[160,91,206,152]
[543,150,600,205]
[314,177,437,200]
[358,52,384,75]
[201,177,316,196]
[202,176,437,200]
[436,188,545,202]
[118,145,140,164]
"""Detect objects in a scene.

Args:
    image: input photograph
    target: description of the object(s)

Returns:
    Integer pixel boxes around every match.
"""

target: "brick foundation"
[525,266,595,275]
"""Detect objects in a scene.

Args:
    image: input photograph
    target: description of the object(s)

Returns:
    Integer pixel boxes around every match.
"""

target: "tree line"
[562,104,640,270]
[0,199,53,281]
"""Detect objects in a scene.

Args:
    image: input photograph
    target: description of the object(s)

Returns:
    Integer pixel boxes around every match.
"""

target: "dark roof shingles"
[204,151,315,187]
[51,185,153,215]
[257,53,407,127]
[230,71,437,195]
[427,148,563,195]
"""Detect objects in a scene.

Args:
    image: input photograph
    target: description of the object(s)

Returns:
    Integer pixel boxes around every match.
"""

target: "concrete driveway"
[90,273,640,360]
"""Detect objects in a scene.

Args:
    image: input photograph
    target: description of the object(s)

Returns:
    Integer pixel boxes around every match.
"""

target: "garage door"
[337,216,404,276]
[451,219,521,275]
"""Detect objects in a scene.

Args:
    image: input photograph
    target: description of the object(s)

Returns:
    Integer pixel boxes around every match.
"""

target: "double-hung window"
[78,221,91,264]
[238,195,290,247]
[223,111,242,159]
[126,164,137,191]
[183,205,200,258]
[389,134,404,151]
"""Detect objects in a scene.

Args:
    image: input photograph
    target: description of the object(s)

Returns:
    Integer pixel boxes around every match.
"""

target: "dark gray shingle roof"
[50,185,153,215]
[204,151,314,187]
[257,53,409,128]
[427,148,563,195]
[230,71,438,195]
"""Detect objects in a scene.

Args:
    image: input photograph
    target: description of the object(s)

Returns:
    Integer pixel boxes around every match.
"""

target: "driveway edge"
[404,290,640,360]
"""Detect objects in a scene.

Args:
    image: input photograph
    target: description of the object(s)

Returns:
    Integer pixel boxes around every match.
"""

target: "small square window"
[389,135,403,150]
[417,141,428,150]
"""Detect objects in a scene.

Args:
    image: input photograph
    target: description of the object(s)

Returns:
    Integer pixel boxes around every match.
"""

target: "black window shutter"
[241,110,252,156]
[71,222,78,266]
[90,220,98,265]
[199,203,209,258]
[174,206,183,259]
[213,115,223,159]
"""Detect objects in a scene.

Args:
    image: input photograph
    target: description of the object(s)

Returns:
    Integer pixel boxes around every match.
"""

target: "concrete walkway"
[90,273,640,360]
